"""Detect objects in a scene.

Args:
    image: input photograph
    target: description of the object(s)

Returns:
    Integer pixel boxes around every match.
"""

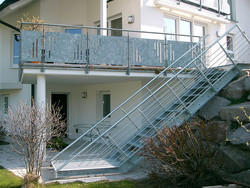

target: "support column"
[36,74,46,107]
[100,0,107,36]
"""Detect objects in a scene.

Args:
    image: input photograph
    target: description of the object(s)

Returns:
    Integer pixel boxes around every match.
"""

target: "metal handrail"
[50,34,208,162]
[51,24,249,174]
[20,22,201,38]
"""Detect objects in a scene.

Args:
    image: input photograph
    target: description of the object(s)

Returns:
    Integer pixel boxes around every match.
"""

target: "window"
[180,20,191,42]
[102,93,111,118]
[164,17,176,40]
[193,24,205,42]
[96,15,122,36]
[3,96,9,114]
[13,34,20,65]
[164,14,206,42]
[226,36,233,51]
[65,29,82,34]
[111,17,122,36]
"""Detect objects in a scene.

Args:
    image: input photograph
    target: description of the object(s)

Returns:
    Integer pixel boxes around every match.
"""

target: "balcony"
[19,23,202,78]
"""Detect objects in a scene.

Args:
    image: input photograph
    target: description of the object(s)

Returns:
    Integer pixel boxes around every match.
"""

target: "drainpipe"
[100,0,107,36]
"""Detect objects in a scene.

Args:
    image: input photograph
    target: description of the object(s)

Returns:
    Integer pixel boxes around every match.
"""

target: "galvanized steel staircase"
[50,24,250,178]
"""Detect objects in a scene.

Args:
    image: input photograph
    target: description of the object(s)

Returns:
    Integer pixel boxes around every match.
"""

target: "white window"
[226,35,234,58]
[164,14,206,42]
[164,17,177,40]
[180,19,191,42]
[13,34,20,65]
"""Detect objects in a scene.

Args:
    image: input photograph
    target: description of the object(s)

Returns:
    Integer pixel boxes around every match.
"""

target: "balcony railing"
[19,23,202,75]
[177,0,230,16]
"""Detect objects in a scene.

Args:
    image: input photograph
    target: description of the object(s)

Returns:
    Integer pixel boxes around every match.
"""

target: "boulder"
[227,123,250,146]
[199,96,231,120]
[244,77,250,91]
[217,145,250,174]
[220,102,250,122]
[231,170,250,186]
[220,76,247,100]
[212,121,231,143]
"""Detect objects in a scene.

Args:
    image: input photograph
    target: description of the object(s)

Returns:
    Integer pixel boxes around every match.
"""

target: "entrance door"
[52,94,68,137]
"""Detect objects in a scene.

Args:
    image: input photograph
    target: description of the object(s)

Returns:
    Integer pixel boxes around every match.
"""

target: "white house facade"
[0,0,249,177]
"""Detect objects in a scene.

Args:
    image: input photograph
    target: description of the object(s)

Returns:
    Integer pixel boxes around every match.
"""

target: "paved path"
[0,141,148,184]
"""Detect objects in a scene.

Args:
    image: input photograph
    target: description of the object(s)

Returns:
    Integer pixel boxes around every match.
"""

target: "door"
[51,94,68,137]
[97,91,111,121]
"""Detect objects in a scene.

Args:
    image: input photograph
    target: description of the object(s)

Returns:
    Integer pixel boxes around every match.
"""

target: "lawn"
[0,165,162,188]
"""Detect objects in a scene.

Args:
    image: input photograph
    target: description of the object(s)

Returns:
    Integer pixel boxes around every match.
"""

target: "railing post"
[164,34,167,76]
[18,32,22,82]
[217,0,221,17]
[41,25,45,72]
[199,0,202,11]
[86,29,89,74]
[177,0,180,5]
[127,32,130,75]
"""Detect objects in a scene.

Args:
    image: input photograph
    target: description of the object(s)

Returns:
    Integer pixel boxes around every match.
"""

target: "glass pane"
[4,97,8,114]
[164,17,176,40]
[103,94,110,118]
[111,18,122,36]
[13,35,19,64]
[180,20,191,42]
[65,29,82,34]
[193,24,205,42]
[227,36,233,51]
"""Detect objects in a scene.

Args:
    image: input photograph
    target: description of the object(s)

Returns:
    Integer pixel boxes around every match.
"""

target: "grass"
[0,166,22,188]
[0,165,166,188]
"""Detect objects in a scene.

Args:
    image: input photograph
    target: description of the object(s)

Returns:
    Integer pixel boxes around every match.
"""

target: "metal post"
[41,25,45,72]
[217,0,221,17]
[177,0,180,5]
[164,34,167,76]
[199,0,202,11]
[127,32,130,75]
[86,29,89,74]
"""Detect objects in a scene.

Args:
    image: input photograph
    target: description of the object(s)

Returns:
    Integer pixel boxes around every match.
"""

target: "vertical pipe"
[199,0,202,11]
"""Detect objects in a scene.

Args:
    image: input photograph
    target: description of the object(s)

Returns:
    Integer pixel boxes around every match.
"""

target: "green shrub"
[47,136,68,151]
[141,120,223,187]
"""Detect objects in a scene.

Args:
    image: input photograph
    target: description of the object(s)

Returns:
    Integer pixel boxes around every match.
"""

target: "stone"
[244,77,250,91]
[217,145,250,174]
[220,102,250,122]
[199,96,231,120]
[227,123,250,146]
[231,170,250,186]
[220,76,247,100]
[212,121,231,143]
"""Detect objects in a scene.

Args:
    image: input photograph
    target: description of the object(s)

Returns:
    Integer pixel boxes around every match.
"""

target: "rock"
[220,76,247,100]
[244,77,250,91]
[212,121,231,143]
[217,145,250,173]
[199,96,231,120]
[227,123,250,146]
[220,102,250,122]
[231,170,250,186]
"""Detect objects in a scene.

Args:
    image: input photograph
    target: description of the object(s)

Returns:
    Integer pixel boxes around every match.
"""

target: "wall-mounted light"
[128,15,135,24]
[82,92,87,99]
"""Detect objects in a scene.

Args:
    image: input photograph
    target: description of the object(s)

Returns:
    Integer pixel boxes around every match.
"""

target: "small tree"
[0,100,65,179]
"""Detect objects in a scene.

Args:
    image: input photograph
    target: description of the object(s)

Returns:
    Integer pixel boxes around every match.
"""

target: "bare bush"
[141,120,223,187]
[0,100,66,177]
